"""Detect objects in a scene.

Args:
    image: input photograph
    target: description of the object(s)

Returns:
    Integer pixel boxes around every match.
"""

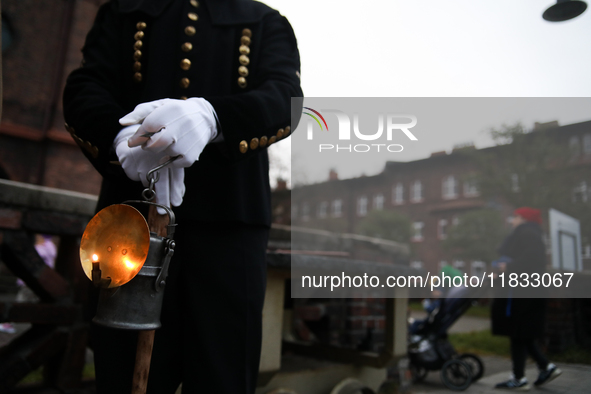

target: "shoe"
[494,377,531,391]
[534,363,562,386]
[0,323,16,334]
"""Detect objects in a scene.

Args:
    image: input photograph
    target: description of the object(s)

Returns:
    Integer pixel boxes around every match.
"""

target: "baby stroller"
[408,286,485,391]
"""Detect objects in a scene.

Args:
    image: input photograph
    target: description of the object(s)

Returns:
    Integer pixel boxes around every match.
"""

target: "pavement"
[409,311,591,394]
[2,303,590,393]
[411,358,591,394]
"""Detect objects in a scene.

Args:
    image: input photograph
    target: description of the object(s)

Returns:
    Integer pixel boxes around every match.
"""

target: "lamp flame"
[92,254,99,262]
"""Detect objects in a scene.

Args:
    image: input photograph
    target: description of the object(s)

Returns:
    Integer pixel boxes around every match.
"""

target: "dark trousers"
[510,337,549,379]
[91,221,269,394]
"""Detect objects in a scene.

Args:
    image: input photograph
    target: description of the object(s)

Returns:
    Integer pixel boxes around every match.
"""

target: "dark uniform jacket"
[491,222,547,338]
[63,0,303,225]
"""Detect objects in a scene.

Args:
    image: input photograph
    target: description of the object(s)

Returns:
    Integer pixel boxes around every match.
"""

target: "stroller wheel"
[440,359,472,391]
[459,353,484,381]
[409,363,428,382]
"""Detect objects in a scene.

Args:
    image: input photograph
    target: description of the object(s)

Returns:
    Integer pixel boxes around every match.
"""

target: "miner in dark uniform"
[63,0,302,392]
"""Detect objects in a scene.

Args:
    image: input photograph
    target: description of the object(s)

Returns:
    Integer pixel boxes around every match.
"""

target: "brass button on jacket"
[180,58,191,70]
[239,55,250,66]
[134,72,142,82]
[182,42,193,52]
[260,136,268,148]
[277,129,284,139]
[239,140,248,153]
[180,78,190,88]
[250,138,259,150]
[185,26,196,36]
[134,50,142,60]
[64,123,74,134]
[238,66,249,77]
[242,28,252,38]
[133,62,142,72]
[136,21,147,30]
[239,45,250,55]
[134,40,143,50]
[269,136,277,145]
[188,12,198,21]
[285,126,291,135]
[190,0,199,7]
[241,36,251,46]
[238,77,247,88]
[134,31,144,40]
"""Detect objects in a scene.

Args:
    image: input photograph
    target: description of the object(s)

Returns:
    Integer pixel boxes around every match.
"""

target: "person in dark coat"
[491,207,561,390]
[62,0,303,393]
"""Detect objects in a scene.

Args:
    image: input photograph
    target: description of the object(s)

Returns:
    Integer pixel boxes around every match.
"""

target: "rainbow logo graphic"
[303,107,329,131]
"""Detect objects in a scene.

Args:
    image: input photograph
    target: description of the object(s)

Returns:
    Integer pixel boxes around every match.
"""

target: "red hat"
[514,207,542,224]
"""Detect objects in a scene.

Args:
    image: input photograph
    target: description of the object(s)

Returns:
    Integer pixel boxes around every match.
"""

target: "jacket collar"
[118,0,275,25]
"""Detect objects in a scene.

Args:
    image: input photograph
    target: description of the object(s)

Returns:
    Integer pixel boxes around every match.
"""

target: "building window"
[357,196,368,216]
[463,178,479,197]
[410,261,423,270]
[373,193,384,210]
[569,136,580,157]
[471,261,486,276]
[412,221,424,242]
[301,203,310,221]
[583,134,591,155]
[438,219,448,240]
[573,181,589,203]
[453,260,465,271]
[410,180,423,203]
[393,183,404,204]
[317,201,328,218]
[511,173,520,193]
[442,175,458,199]
[331,199,342,217]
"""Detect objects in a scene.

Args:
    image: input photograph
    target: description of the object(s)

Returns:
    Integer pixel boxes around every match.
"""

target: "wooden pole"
[132,330,156,394]
[131,205,169,394]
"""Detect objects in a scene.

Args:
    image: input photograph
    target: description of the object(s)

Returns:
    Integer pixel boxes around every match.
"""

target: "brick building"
[0,0,108,194]
[275,120,591,275]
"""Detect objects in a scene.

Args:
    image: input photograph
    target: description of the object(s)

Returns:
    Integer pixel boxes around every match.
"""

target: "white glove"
[119,98,218,168]
[114,125,185,214]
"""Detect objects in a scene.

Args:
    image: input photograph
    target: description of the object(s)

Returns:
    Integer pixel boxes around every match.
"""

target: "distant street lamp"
[543,0,587,21]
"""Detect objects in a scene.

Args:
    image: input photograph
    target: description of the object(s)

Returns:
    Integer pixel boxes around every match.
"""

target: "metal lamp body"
[93,231,174,330]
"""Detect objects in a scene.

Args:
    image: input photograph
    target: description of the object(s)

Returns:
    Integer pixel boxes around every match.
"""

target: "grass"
[448,330,591,365]
[18,363,95,386]
[448,329,511,358]
[549,347,591,365]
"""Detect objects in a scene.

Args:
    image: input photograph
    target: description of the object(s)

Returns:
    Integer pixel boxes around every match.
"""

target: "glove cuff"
[187,98,219,142]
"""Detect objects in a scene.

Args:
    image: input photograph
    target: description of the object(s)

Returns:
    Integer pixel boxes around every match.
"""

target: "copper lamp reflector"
[80,204,150,288]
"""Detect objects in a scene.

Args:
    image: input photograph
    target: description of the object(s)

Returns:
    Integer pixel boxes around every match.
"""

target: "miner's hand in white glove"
[119,98,218,168]
[114,124,185,214]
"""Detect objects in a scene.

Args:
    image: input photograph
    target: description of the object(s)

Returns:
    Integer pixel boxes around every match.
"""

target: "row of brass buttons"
[239,126,291,154]
[180,0,200,90]
[65,123,99,158]
[133,22,147,83]
[238,28,251,89]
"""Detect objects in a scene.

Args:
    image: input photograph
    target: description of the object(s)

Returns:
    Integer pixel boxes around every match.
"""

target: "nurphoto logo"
[302,107,418,153]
